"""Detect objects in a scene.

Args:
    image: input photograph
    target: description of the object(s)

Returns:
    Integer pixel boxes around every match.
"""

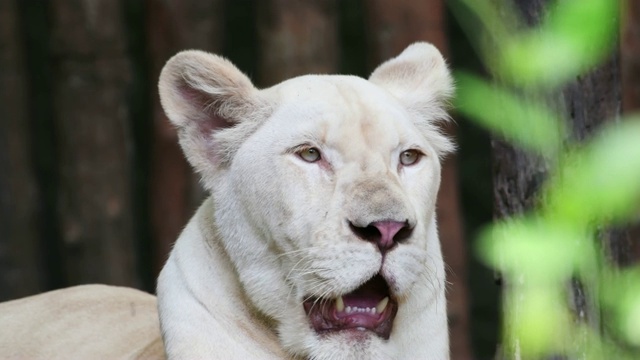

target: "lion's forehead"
[264,75,422,153]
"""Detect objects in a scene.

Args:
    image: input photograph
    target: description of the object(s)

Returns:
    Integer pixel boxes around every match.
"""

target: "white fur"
[157,42,453,360]
[0,285,164,359]
[0,42,452,360]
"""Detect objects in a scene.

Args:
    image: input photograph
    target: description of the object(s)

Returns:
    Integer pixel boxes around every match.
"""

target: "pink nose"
[371,221,409,251]
[350,220,412,253]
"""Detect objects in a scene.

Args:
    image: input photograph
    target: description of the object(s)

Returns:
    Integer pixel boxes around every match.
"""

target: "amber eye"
[298,147,321,163]
[400,149,421,166]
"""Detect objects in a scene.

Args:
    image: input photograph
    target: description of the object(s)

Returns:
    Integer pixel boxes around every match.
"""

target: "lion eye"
[298,147,321,163]
[400,149,421,166]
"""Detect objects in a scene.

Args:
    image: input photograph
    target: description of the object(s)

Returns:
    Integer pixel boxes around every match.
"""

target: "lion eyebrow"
[282,130,325,154]
[284,143,315,155]
[403,143,425,152]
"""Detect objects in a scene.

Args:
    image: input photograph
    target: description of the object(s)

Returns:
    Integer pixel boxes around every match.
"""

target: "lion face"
[159,43,453,359]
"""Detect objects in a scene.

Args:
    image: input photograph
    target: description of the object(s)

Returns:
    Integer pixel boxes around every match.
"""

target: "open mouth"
[303,274,398,339]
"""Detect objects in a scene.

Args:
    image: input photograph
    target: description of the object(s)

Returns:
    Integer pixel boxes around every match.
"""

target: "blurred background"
[0,1,638,359]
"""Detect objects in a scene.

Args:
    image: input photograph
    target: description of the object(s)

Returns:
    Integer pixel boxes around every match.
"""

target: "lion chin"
[0,42,453,360]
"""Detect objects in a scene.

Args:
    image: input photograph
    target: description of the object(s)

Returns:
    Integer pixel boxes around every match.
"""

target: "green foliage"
[451,0,619,88]
[601,267,640,346]
[478,217,596,284]
[451,0,640,358]
[455,73,566,155]
[500,0,619,87]
[544,120,640,226]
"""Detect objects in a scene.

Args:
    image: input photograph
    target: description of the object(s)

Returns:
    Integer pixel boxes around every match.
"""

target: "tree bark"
[562,54,630,267]
[0,0,45,300]
[622,1,640,114]
[145,0,224,275]
[621,0,640,263]
[50,0,138,287]
[256,0,338,87]
[365,1,473,359]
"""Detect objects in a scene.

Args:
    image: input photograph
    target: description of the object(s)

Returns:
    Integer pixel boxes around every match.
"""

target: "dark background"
[1,1,638,359]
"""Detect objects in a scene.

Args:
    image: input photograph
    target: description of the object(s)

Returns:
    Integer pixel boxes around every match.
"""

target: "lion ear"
[369,42,455,156]
[159,50,265,182]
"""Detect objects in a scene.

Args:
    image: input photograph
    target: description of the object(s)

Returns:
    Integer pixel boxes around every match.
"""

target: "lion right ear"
[369,43,455,156]
[159,51,265,183]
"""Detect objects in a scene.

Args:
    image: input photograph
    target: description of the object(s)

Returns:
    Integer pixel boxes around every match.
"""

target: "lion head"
[158,42,453,360]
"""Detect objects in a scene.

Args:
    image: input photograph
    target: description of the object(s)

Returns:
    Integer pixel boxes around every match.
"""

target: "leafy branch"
[451,0,640,358]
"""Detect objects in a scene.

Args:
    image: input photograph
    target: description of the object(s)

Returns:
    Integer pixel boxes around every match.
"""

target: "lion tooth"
[336,296,345,312]
[346,306,352,314]
[376,297,389,313]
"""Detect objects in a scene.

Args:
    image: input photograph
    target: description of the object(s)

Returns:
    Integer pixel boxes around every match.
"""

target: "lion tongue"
[341,275,388,309]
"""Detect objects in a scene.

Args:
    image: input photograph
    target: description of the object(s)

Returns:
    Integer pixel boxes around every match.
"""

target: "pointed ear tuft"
[369,42,455,156]
[158,51,266,185]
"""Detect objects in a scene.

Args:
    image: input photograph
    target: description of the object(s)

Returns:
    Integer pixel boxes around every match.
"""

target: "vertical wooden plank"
[365,1,473,359]
[50,0,138,286]
[146,0,224,274]
[256,0,338,87]
[365,0,447,60]
[0,0,45,300]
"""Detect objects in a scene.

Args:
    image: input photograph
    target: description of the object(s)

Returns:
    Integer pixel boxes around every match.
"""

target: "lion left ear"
[158,50,269,187]
[369,42,455,156]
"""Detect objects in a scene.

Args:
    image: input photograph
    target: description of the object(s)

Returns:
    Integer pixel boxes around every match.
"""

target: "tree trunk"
[365,1,473,359]
[622,1,640,114]
[562,54,629,267]
[621,0,640,263]
[145,0,224,276]
[0,0,45,300]
[256,0,338,87]
[50,0,138,287]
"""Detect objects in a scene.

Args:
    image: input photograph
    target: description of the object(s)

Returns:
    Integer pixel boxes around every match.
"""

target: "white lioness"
[0,42,453,360]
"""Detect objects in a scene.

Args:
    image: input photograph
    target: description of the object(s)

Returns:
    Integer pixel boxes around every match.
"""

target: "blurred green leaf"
[500,0,619,87]
[477,217,595,283]
[506,287,570,356]
[600,267,640,347]
[544,119,640,225]
[455,72,566,155]
[623,295,640,346]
